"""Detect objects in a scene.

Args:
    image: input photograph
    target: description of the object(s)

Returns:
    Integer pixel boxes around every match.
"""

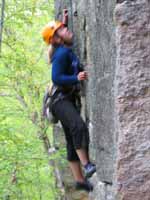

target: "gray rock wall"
[54,0,116,199]
[55,0,116,179]
[54,0,150,199]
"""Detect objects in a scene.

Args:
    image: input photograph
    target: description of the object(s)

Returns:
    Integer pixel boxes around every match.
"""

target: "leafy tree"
[0,0,65,199]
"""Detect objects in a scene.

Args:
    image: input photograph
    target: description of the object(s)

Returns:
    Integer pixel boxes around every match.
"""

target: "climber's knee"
[71,122,89,149]
[66,143,80,161]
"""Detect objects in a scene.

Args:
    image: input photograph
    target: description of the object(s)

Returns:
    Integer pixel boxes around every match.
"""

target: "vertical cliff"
[54,0,150,199]
[114,1,150,199]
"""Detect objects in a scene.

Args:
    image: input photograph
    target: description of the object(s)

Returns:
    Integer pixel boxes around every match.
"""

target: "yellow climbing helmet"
[41,21,63,44]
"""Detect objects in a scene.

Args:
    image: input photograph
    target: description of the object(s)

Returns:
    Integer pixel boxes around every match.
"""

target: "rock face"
[54,0,150,199]
[114,1,150,199]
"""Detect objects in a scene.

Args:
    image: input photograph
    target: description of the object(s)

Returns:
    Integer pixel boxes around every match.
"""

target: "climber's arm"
[62,9,68,27]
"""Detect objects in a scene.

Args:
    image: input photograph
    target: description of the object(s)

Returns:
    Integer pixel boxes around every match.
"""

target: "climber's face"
[55,26,73,45]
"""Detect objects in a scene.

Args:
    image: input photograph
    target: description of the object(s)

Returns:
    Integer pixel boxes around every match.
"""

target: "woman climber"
[41,10,96,192]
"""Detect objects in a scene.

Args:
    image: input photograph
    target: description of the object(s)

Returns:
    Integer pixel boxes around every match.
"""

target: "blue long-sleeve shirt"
[51,45,81,86]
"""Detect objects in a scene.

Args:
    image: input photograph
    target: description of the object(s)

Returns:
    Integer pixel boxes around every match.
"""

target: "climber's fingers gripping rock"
[63,9,68,18]
[77,71,88,81]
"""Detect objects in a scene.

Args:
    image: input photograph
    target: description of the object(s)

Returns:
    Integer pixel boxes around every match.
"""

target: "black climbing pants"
[52,97,89,161]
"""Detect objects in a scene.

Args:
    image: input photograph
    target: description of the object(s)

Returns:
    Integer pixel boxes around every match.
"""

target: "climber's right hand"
[62,9,68,26]
[63,9,68,17]
[77,71,88,81]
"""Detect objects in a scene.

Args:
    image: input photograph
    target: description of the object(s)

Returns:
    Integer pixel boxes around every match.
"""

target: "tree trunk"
[0,0,5,53]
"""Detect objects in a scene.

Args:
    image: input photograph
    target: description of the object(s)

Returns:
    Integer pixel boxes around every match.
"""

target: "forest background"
[0,0,65,199]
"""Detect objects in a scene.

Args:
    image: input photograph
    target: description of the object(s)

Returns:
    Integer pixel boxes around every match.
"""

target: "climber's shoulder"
[55,45,71,57]
[52,45,71,63]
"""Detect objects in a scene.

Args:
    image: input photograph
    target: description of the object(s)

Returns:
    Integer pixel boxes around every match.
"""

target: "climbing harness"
[42,83,82,124]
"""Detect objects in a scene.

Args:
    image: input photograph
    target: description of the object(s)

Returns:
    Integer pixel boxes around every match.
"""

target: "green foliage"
[0,0,64,199]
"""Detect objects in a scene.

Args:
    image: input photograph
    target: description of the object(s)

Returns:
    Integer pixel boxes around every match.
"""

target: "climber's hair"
[47,45,55,64]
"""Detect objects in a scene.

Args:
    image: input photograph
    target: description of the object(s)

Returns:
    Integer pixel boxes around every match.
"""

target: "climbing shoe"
[84,162,96,178]
[75,180,93,192]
